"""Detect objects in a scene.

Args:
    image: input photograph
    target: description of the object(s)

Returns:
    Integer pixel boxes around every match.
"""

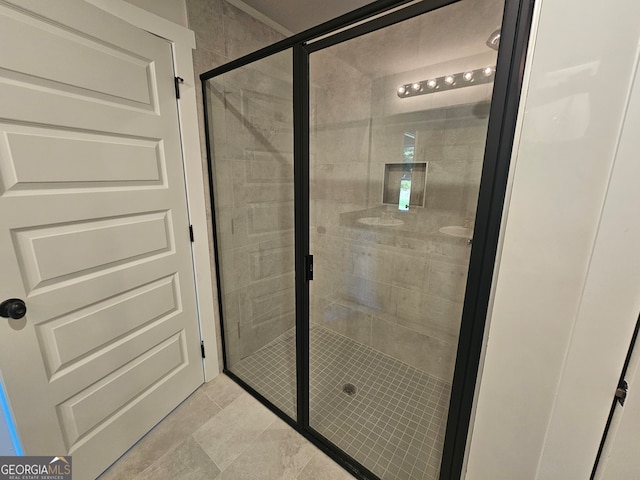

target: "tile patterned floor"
[232,327,297,418]
[98,374,352,480]
[233,326,451,480]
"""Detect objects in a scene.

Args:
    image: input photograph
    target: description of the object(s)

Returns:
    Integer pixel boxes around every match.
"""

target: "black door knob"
[0,299,27,320]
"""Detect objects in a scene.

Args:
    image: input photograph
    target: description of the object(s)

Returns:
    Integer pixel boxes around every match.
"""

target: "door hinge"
[615,380,628,406]
[174,76,184,99]
[200,341,206,358]
[306,254,314,281]
[189,225,194,242]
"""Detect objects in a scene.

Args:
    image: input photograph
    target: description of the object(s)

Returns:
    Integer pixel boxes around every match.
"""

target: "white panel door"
[0,1,204,478]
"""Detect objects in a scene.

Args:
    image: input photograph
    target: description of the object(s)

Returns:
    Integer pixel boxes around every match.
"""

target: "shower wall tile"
[394,288,462,345]
[428,259,469,303]
[196,55,227,159]
[445,100,492,120]
[310,101,485,376]
[310,265,343,304]
[311,232,346,270]
[236,273,294,321]
[244,156,295,183]
[188,0,288,370]
[311,51,372,125]
[425,236,471,261]
[222,2,283,60]
[191,0,491,378]
[341,273,395,315]
[370,317,455,381]
[193,48,228,78]
[209,159,235,208]
[238,312,295,360]
[418,125,447,146]
[418,145,446,166]
[328,164,370,206]
[249,292,294,327]
[247,203,295,233]
[347,244,394,280]
[207,48,294,359]
[391,252,430,291]
[250,244,294,280]
[309,199,340,229]
[310,164,334,201]
[313,121,371,165]
[186,0,225,56]
[310,296,332,326]
[238,181,295,204]
[444,123,488,146]
[314,302,373,347]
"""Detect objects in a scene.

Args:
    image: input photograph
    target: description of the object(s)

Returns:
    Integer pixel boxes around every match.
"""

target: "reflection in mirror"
[403,131,415,162]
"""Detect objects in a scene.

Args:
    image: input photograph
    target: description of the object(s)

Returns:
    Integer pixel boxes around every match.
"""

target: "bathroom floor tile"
[233,327,298,418]
[193,392,276,470]
[233,326,451,480]
[105,329,450,480]
[217,419,317,480]
[201,372,245,408]
[297,451,355,480]
[135,436,221,480]
[98,389,220,480]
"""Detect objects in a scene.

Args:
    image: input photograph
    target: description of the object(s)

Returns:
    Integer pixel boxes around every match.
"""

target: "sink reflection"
[439,225,472,238]
[357,217,404,227]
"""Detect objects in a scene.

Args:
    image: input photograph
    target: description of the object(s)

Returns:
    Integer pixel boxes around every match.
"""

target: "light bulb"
[444,75,455,85]
[463,71,474,82]
[426,79,437,89]
[411,82,421,92]
[482,66,494,77]
[397,85,406,95]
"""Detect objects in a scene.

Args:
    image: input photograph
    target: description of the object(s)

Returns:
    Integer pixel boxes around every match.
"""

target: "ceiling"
[238,0,505,78]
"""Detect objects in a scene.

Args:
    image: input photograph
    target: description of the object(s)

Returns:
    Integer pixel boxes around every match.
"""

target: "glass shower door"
[307,2,505,478]
[206,49,297,418]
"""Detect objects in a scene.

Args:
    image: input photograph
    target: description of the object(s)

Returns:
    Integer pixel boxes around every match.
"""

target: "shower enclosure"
[202,0,532,478]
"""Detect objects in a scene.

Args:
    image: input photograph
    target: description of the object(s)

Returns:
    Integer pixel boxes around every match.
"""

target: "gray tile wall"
[310,50,491,381]
[189,2,493,381]
[186,0,286,369]
[205,50,294,367]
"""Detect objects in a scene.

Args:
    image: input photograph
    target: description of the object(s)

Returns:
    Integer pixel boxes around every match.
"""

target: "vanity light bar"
[397,66,495,98]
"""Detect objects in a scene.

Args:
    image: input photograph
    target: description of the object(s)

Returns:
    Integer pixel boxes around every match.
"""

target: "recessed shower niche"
[382,162,427,209]
[202,0,530,478]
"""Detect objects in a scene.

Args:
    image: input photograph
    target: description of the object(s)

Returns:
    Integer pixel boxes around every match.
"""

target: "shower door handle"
[305,255,314,281]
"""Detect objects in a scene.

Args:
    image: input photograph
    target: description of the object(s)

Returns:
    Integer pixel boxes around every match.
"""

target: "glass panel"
[206,49,296,419]
[308,1,505,478]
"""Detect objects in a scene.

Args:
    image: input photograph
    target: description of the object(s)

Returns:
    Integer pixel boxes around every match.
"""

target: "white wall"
[123,0,187,27]
[0,375,19,456]
[465,0,640,478]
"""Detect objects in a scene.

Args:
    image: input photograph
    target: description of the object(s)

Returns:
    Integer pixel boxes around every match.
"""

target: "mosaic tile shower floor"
[233,326,451,480]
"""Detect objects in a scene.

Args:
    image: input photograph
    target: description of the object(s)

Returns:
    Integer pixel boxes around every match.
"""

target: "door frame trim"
[87,0,220,380]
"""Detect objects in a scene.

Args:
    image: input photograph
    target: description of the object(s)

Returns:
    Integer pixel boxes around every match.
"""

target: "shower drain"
[342,383,357,396]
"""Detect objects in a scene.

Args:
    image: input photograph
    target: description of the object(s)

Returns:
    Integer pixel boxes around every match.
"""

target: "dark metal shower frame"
[201,0,534,478]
